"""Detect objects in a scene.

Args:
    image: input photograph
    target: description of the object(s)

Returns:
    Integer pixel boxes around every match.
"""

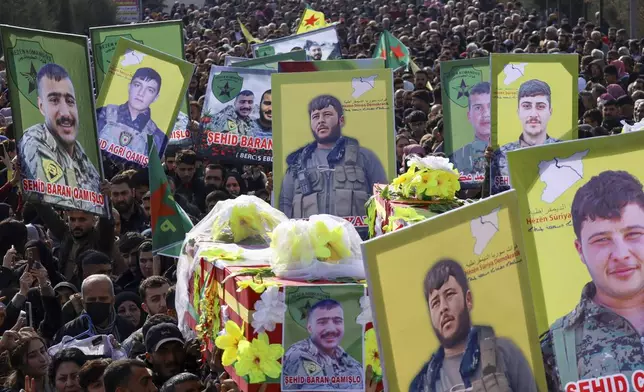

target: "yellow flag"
[296,8,327,34]
[238,19,263,44]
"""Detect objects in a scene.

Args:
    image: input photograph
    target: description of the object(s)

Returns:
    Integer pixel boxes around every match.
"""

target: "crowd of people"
[0,0,643,391]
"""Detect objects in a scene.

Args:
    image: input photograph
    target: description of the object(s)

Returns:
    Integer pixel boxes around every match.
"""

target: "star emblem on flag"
[304,14,319,26]
[390,44,405,59]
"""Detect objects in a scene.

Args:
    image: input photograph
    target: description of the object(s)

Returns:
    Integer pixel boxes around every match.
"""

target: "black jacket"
[54,313,136,344]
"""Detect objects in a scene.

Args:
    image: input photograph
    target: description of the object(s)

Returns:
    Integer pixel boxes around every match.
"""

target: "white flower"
[356,296,372,325]
[218,305,230,336]
[407,155,455,172]
[251,286,287,333]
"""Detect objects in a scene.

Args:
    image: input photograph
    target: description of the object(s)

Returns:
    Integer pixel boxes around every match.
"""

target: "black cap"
[145,323,185,353]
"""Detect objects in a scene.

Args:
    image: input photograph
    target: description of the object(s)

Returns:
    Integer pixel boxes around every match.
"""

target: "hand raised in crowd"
[216,373,240,392]
[265,171,273,193]
[3,245,17,269]
[365,365,381,392]
[69,293,84,313]
[30,262,49,286]
[100,180,112,197]
[18,270,34,296]
[20,375,36,392]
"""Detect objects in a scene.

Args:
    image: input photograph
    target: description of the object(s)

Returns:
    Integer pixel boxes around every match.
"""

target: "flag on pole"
[148,136,193,257]
[296,7,328,34]
[373,30,410,70]
[238,19,263,44]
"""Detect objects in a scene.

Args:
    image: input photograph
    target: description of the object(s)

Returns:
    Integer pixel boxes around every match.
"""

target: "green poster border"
[231,50,306,68]
[278,58,386,72]
[89,20,188,116]
[271,68,397,208]
[361,190,545,392]
[0,24,107,202]
[95,37,194,141]
[507,131,644,333]
[440,57,490,155]
[490,53,579,149]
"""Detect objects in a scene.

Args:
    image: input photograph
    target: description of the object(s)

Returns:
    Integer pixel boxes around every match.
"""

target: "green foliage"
[0,0,118,36]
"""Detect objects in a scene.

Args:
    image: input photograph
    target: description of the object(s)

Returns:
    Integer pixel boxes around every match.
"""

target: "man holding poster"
[541,170,644,391]
[410,259,538,392]
[279,94,387,219]
[96,67,167,159]
[19,63,103,213]
[491,79,560,194]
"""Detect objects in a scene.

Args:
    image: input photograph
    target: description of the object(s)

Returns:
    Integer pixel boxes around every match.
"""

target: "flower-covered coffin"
[194,263,382,391]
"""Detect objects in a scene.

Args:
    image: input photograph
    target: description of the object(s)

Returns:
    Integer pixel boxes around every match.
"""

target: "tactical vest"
[101,105,157,153]
[291,139,370,218]
[470,327,512,392]
[550,318,582,388]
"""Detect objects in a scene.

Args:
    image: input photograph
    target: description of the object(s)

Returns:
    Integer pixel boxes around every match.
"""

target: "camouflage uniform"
[249,118,272,138]
[18,123,103,214]
[451,137,488,189]
[282,338,364,390]
[209,105,254,136]
[96,103,167,161]
[540,282,644,392]
[490,134,560,194]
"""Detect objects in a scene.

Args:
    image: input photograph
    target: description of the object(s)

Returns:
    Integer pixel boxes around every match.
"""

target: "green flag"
[373,30,410,70]
[148,136,193,257]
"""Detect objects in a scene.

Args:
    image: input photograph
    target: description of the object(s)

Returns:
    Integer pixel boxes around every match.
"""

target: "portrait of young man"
[450,81,491,180]
[210,90,256,136]
[18,63,103,214]
[410,259,538,392]
[491,79,561,194]
[541,170,644,391]
[96,67,167,159]
[282,299,363,391]
[279,94,387,220]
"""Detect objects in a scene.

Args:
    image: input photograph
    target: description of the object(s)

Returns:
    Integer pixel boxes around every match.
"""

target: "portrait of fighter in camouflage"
[279,94,387,219]
[410,259,537,392]
[210,89,256,136]
[18,63,103,214]
[491,79,561,194]
[96,67,167,159]
[541,170,644,391]
[282,299,363,390]
[250,89,272,137]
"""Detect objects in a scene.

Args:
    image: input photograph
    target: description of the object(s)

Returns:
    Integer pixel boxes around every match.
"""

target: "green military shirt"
[282,338,364,390]
[18,123,104,214]
[210,107,254,136]
[450,137,488,188]
[541,282,644,391]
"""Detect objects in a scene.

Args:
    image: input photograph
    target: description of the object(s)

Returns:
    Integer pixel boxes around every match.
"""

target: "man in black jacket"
[54,274,136,343]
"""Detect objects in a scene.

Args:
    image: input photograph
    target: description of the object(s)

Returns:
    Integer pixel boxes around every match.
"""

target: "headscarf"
[611,60,627,78]
[607,84,626,99]
[114,291,145,329]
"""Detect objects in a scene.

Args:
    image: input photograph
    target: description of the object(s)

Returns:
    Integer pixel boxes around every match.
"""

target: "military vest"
[100,105,157,154]
[550,318,582,388]
[291,139,370,218]
[470,327,512,392]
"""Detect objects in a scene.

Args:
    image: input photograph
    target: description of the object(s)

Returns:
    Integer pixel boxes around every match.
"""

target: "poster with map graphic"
[272,69,396,236]
[90,21,193,150]
[195,66,274,164]
[0,24,108,216]
[278,59,385,73]
[282,284,365,391]
[251,25,340,60]
[361,191,546,392]
[507,133,644,391]
[440,58,490,189]
[489,54,578,195]
[224,50,307,70]
[95,38,194,167]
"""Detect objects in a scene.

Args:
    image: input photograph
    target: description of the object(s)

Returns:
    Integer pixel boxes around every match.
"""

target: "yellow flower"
[310,221,351,262]
[411,170,439,197]
[236,279,280,294]
[391,170,415,191]
[234,332,284,383]
[365,329,382,376]
[229,203,266,243]
[214,321,246,366]
[201,247,243,261]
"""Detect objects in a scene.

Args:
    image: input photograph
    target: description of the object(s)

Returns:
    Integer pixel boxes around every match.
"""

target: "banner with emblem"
[507,132,644,391]
[362,190,546,392]
[0,25,108,216]
[272,69,396,236]
[94,38,194,167]
[282,284,365,391]
[195,66,274,165]
[278,59,385,73]
[89,21,193,150]
[224,50,307,70]
[440,58,490,190]
[251,25,341,60]
[489,53,578,195]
